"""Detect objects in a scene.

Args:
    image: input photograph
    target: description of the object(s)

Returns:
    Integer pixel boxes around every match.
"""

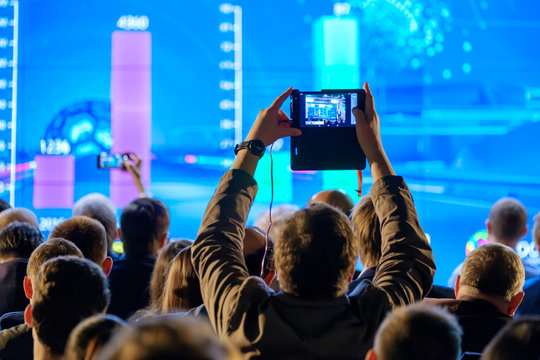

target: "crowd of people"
[0,83,540,359]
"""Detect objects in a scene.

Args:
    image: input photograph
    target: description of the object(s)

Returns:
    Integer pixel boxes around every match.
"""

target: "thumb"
[352,107,365,123]
[279,127,302,138]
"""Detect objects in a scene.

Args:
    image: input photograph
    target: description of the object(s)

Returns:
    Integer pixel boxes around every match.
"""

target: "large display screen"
[2,0,540,285]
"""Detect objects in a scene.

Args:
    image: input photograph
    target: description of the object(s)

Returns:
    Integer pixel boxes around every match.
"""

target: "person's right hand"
[353,82,383,162]
[353,82,395,181]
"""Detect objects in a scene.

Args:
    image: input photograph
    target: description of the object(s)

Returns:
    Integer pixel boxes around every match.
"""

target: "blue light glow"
[462,62,472,73]
[442,68,452,79]
[463,41,472,52]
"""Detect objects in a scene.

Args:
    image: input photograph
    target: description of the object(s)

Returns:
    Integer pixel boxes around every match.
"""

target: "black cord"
[260,143,273,278]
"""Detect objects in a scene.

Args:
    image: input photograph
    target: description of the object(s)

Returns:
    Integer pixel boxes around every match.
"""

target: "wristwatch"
[234,140,266,157]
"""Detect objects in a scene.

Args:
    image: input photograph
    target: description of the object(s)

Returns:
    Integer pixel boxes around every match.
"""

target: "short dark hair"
[98,316,237,360]
[149,239,192,308]
[161,247,203,312]
[350,195,381,268]
[0,221,44,260]
[65,314,126,360]
[461,243,524,302]
[49,216,107,265]
[489,198,527,241]
[275,203,357,299]
[0,207,39,230]
[120,198,170,255]
[533,213,540,250]
[27,238,84,281]
[481,317,540,360]
[73,193,117,253]
[32,256,110,355]
[244,226,275,278]
[374,303,462,360]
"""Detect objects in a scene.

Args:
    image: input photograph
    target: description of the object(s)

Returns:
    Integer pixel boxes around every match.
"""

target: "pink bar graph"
[110,31,151,207]
[33,155,75,208]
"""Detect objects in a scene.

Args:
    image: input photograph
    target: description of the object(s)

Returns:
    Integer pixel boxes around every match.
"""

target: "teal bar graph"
[313,16,360,90]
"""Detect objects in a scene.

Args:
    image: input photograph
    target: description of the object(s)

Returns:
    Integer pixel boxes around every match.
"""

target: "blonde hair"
[350,195,381,268]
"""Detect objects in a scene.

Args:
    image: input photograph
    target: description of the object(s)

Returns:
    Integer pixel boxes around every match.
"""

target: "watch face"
[249,140,265,156]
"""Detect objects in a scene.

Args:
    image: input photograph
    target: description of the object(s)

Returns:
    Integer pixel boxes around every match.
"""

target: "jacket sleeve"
[191,169,268,337]
[370,175,436,307]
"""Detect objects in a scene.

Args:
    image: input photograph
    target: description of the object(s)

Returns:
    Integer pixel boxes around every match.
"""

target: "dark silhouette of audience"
[107,197,170,319]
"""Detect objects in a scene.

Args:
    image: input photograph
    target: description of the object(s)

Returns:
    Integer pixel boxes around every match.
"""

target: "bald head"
[0,207,39,230]
[309,190,354,216]
[73,193,117,253]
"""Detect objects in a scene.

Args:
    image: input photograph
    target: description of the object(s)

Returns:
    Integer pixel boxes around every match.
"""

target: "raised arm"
[191,88,301,336]
[354,82,435,306]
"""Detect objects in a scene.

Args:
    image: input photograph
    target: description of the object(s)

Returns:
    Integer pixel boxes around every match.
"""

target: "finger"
[363,82,375,109]
[269,87,293,111]
[352,106,365,121]
[277,109,291,122]
[279,127,302,138]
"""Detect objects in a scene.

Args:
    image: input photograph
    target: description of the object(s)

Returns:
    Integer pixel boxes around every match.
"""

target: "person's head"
[457,243,525,316]
[533,212,540,252]
[481,317,540,360]
[24,238,85,300]
[366,303,462,360]
[243,226,275,285]
[73,193,118,255]
[0,207,39,230]
[25,256,110,357]
[161,246,203,313]
[308,189,355,216]
[275,202,357,299]
[0,221,44,262]
[120,198,170,256]
[487,198,528,246]
[149,239,192,309]
[49,216,112,275]
[350,195,381,269]
[65,314,126,360]
[0,198,11,212]
[254,204,299,243]
[98,316,240,360]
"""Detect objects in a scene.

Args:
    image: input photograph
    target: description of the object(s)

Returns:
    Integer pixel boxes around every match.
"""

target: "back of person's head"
[27,237,84,281]
[350,195,381,268]
[120,198,170,255]
[161,246,202,313]
[369,303,462,360]
[98,316,239,360]
[149,239,192,308]
[460,243,525,302]
[49,216,107,265]
[65,314,126,360]
[0,221,44,261]
[0,207,39,230]
[73,193,118,253]
[254,204,299,243]
[481,317,540,360]
[308,189,355,216]
[29,256,110,356]
[276,202,357,299]
[0,198,11,212]
[244,226,275,279]
[488,198,527,244]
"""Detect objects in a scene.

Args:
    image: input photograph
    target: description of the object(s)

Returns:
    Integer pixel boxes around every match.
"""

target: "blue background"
[10,0,540,286]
